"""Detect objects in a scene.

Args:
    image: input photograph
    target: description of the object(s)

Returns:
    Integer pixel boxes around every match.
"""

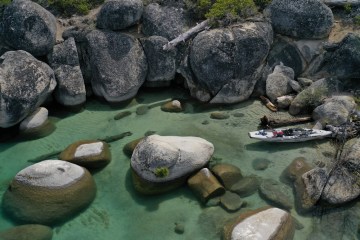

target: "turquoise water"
[0,87,349,239]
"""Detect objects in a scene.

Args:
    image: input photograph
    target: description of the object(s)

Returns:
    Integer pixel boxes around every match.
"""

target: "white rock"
[15,160,84,188]
[19,107,48,131]
[171,100,181,108]
[74,142,104,158]
[131,135,214,182]
[231,208,290,240]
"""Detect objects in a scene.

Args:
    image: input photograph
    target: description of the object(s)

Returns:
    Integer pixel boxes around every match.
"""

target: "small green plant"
[0,0,10,6]
[154,167,170,178]
[354,15,360,25]
[205,0,256,21]
[344,3,352,14]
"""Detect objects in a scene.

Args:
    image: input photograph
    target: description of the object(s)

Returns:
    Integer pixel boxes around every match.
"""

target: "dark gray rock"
[266,64,294,102]
[230,175,260,197]
[48,37,86,107]
[0,50,56,128]
[96,0,143,30]
[220,191,244,212]
[305,33,360,81]
[297,77,313,87]
[86,30,147,102]
[2,0,56,56]
[140,36,177,87]
[259,179,293,210]
[307,206,360,240]
[252,158,271,170]
[312,96,356,126]
[265,0,334,39]
[289,77,342,115]
[266,36,306,77]
[190,21,273,104]
[142,3,187,40]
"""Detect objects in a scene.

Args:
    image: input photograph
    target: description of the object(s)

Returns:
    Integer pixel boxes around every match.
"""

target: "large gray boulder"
[2,160,96,224]
[266,64,294,102]
[0,50,56,128]
[265,0,334,39]
[131,135,214,194]
[189,21,273,104]
[2,0,56,56]
[86,30,147,102]
[140,36,177,87]
[141,3,187,40]
[304,33,360,81]
[96,0,143,30]
[312,95,356,126]
[303,138,360,205]
[267,36,306,77]
[48,37,86,107]
[289,77,342,115]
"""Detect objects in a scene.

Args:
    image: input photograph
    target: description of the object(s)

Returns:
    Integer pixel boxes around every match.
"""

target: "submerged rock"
[2,0,57,56]
[222,207,295,240]
[259,179,293,210]
[230,175,260,197]
[0,224,53,240]
[59,140,111,169]
[2,160,96,224]
[131,135,214,194]
[161,100,183,112]
[19,107,54,139]
[96,0,143,30]
[0,50,56,128]
[211,163,243,189]
[219,191,244,212]
[187,168,225,203]
[210,112,230,120]
[252,158,271,170]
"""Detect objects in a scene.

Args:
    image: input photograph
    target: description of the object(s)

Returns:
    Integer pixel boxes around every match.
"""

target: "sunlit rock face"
[0,50,56,128]
[2,160,96,225]
[2,0,56,56]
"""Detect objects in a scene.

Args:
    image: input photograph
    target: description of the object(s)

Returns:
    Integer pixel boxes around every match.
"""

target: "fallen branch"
[163,20,210,51]
[260,115,312,128]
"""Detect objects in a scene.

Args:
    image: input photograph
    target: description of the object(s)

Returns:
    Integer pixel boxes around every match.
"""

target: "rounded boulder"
[2,160,96,225]
[131,135,214,194]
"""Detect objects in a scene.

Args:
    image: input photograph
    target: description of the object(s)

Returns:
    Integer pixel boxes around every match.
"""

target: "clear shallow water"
[0,87,351,239]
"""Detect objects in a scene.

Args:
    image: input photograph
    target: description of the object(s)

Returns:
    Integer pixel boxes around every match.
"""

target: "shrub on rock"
[2,160,96,225]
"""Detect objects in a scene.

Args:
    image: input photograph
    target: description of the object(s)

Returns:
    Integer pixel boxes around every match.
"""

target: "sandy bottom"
[0,87,353,240]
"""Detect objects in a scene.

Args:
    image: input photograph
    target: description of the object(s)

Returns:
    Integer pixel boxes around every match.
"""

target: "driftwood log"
[162,20,210,50]
[260,115,313,128]
[259,96,277,112]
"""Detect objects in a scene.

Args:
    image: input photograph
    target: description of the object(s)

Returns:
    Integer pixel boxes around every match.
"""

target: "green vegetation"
[186,0,271,24]
[205,0,256,20]
[354,15,360,25]
[48,0,104,16]
[344,3,352,14]
[154,167,170,178]
[0,0,10,6]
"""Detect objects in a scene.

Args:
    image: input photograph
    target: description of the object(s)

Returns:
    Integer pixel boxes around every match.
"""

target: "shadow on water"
[124,169,197,212]
[245,139,330,153]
